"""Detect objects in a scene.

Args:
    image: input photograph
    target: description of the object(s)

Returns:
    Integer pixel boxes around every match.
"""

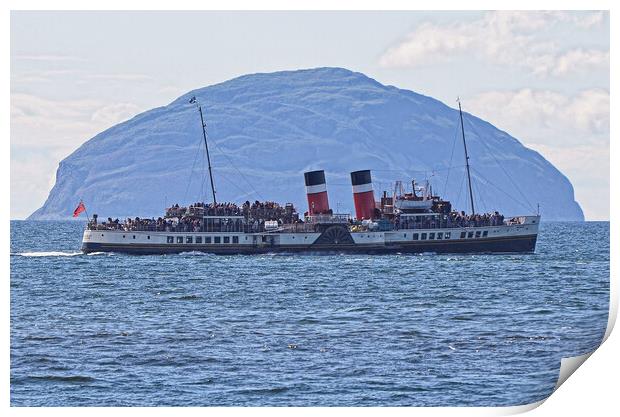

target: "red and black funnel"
[350,170,376,220]
[304,170,330,215]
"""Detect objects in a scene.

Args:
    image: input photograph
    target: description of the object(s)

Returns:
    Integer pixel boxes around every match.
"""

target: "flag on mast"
[73,201,86,217]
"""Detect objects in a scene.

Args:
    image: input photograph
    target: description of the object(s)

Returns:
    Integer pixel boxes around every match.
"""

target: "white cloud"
[379,11,609,77]
[465,88,609,147]
[574,11,605,28]
[527,144,609,221]
[11,92,145,218]
[554,49,610,75]
[85,73,154,81]
[11,69,84,86]
[11,93,142,150]
[13,54,85,62]
[10,150,68,220]
[91,103,142,125]
[10,74,51,84]
[157,85,184,96]
[11,70,154,87]
[464,87,609,220]
[11,93,102,121]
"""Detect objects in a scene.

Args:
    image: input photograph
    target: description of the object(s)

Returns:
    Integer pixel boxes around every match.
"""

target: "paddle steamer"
[81,99,539,254]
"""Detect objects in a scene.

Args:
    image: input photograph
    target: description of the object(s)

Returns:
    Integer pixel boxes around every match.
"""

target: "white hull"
[82,216,540,254]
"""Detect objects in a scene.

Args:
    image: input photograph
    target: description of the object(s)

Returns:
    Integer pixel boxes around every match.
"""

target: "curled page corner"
[552,287,618,390]
[498,399,546,415]
[492,351,597,417]
[494,352,598,416]
[555,351,594,390]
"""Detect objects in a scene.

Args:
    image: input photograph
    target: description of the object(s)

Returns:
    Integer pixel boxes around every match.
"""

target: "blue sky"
[10,10,610,219]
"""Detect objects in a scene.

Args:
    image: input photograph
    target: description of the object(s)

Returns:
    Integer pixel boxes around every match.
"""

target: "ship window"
[413,233,419,240]
[205,236,211,244]
[233,236,239,244]
[445,232,451,239]
[475,231,481,238]
[133,235,136,239]
[403,233,407,238]
[186,236,193,243]
[101,233,104,237]
[421,233,427,240]
[195,236,202,244]
[214,236,221,244]
[123,235,126,238]
[437,232,443,239]
[223,236,230,244]
[468,232,474,238]
[147,235,150,240]
[483,231,488,237]
[460,232,466,239]
[167,236,174,243]
[429,232,435,240]
[176,236,183,243]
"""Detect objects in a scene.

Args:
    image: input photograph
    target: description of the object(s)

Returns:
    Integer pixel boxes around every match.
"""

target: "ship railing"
[87,215,511,233]
[88,223,203,233]
[396,220,506,230]
[276,223,317,233]
[305,213,350,224]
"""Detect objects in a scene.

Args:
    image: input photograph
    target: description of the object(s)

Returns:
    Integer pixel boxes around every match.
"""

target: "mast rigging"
[458,98,475,215]
[191,96,217,205]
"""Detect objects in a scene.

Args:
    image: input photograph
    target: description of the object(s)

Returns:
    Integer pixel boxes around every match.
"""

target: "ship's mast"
[458,98,475,215]
[192,97,217,205]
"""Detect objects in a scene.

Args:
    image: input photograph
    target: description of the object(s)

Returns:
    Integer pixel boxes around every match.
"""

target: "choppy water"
[10,221,609,406]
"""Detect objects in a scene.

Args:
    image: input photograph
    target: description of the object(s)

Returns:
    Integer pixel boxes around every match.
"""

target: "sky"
[10,10,610,220]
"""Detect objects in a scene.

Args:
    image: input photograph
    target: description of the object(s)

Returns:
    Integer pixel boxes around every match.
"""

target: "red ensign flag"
[73,201,86,217]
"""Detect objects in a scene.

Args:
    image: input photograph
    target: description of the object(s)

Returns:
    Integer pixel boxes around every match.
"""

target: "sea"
[10,220,609,407]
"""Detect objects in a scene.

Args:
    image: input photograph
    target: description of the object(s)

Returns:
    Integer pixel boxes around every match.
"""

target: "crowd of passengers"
[166,202,243,217]
[89,201,506,232]
[165,201,299,223]
[397,210,505,230]
[90,200,301,232]
[92,216,182,232]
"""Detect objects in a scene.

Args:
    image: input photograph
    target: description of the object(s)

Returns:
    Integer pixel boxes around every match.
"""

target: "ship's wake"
[14,251,84,257]
[12,250,116,257]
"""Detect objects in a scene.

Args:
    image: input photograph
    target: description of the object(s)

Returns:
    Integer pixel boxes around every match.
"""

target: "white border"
[4,2,616,416]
